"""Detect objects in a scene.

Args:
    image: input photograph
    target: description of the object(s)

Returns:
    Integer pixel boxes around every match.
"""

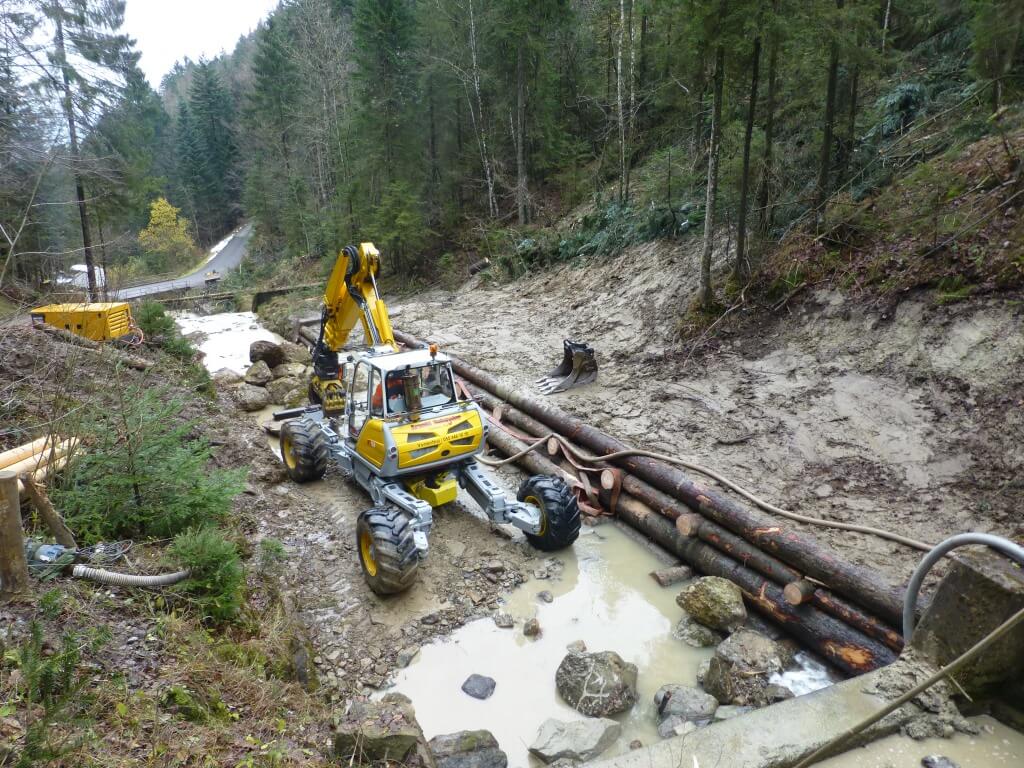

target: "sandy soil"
[393,238,1024,589]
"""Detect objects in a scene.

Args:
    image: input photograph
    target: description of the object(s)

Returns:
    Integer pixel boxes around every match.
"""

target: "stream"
[177,309,1023,768]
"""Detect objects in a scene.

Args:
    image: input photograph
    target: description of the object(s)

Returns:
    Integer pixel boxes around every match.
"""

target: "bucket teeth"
[536,339,598,394]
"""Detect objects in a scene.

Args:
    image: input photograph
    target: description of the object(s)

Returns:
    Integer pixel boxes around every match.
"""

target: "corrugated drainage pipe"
[903,532,1024,641]
[72,564,191,587]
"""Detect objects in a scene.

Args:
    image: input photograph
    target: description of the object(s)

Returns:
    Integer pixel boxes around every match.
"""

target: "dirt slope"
[394,239,1024,587]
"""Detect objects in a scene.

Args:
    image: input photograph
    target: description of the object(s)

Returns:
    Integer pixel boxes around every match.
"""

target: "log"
[396,328,907,626]
[468,379,904,653]
[3,438,75,477]
[483,425,895,675]
[785,579,817,606]
[20,476,76,548]
[609,492,897,675]
[651,565,694,588]
[0,437,52,470]
[0,470,29,596]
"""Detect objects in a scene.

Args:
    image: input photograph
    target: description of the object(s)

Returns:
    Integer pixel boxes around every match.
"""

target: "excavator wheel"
[280,417,329,483]
[356,506,420,595]
[518,475,581,552]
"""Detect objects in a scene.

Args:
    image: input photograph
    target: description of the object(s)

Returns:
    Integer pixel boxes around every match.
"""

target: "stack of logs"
[393,329,909,677]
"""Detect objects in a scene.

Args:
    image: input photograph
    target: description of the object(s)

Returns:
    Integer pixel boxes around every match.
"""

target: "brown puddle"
[387,524,715,766]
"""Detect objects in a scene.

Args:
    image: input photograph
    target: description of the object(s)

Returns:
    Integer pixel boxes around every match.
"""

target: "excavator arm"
[321,242,397,351]
[311,242,397,413]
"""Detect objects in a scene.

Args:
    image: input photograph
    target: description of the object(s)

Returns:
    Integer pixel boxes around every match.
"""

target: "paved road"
[113,223,253,300]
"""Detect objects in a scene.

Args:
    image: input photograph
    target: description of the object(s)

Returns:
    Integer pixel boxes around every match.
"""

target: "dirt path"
[393,240,1024,587]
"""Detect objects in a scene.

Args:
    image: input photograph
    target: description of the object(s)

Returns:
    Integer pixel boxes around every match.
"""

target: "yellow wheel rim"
[282,434,297,469]
[526,495,547,536]
[360,530,378,577]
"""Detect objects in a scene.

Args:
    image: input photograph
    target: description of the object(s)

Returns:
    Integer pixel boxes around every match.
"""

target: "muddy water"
[820,715,1024,767]
[174,310,283,374]
[389,524,713,766]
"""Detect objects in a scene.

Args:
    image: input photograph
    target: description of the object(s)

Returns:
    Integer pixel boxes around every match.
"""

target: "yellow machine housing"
[30,302,134,342]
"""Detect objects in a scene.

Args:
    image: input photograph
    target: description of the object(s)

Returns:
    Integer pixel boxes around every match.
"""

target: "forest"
[1,0,1022,307]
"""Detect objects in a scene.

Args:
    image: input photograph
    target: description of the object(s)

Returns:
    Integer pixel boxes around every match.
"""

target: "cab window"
[349,362,371,435]
[385,363,456,415]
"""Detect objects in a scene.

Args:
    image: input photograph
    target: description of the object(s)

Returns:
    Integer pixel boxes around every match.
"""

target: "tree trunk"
[616,0,627,203]
[700,43,725,310]
[814,0,844,219]
[756,3,779,241]
[837,64,859,184]
[55,15,97,301]
[0,470,28,596]
[881,0,892,52]
[733,33,762,284]
[515,42,528,225]
[466,0,497,219]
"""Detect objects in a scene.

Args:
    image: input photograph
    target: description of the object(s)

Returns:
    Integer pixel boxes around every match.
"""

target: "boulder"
[284,386,307,408]
[244,359,273,387]
[429,730,508,768]
[249,339,286,368]
[676,577,746,632]
[524,618,541,638]
[211,368,242,387]
[234,384,270,412]
[921,758,960,768]
[333,695,428,764]
[267,377,302,404]
[672,609,724,648]
[555,651,638,717]
[271,362,307,380]
[529,718,621,763]
[653,684,718,725]
[703,629,793,706]
[461,674,496,700]
[281,340,311,364]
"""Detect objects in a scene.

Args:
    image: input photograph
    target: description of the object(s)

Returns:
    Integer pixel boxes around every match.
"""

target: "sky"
[123,0,280,88]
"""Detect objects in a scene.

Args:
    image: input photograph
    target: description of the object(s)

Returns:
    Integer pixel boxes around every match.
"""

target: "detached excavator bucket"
[536,339,598,394]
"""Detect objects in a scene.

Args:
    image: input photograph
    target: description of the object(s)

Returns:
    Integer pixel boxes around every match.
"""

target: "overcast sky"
[124,0,279,88]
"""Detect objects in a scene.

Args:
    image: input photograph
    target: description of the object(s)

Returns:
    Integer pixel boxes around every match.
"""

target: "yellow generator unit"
[30,302,135,342]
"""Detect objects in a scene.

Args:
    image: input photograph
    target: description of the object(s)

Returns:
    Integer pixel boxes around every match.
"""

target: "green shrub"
[170,528,246,623]
[53,386,244,542]
[4,623,93,764]
[135,300,175,339]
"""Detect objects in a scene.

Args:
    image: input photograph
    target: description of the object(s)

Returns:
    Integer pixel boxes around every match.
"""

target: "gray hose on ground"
[479,426,934,551]
[902,533,1024,641]
[792,604,1024,768]
[72,564,191,587]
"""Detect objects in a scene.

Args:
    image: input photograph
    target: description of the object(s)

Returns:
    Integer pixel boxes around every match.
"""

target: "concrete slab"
[588,663,923,768]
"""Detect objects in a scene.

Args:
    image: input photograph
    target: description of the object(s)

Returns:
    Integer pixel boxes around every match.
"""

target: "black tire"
[518,475,580,551]
[280,416,329,483]
[356,506,420,595]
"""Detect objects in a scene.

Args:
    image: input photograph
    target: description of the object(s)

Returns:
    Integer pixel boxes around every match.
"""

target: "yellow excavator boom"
[322,242,396,351]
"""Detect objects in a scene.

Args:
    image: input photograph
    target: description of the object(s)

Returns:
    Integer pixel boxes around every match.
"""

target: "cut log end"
[600,469,618,491]
[784,579,817,606]
[675,513,703,537]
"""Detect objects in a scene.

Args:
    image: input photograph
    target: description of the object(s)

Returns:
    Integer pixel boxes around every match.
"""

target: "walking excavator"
[278,243,580,594]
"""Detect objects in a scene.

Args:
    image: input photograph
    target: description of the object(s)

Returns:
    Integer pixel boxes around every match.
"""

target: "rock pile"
[230,340,311,411]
